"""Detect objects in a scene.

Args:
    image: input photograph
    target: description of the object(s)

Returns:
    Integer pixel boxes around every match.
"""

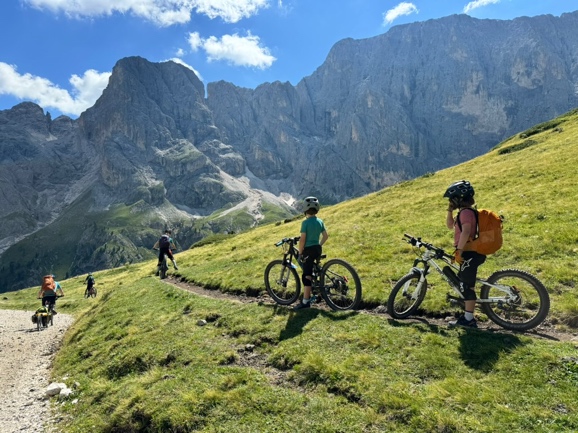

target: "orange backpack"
[458,208,503,255]
[41,275,55,292]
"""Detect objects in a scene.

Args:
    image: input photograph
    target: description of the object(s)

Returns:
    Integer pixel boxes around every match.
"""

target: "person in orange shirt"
[37,274,64,314]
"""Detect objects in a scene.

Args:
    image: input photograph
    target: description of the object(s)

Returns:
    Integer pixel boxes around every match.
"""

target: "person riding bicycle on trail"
[153,229,178,275]
[293,197,329,310]
[84,273,96,297]
[444,180,486,328]
[37,274,64,314]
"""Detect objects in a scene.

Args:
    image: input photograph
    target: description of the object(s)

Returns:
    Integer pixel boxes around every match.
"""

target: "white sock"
[464,311,474,321]
[302,298,310,304]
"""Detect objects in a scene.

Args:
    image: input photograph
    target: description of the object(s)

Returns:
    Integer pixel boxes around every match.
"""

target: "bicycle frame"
[275,237,327,276]
[276,237,325,293]
[408,238,519,306]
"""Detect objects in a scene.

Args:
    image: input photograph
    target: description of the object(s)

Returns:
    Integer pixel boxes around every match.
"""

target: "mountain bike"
[264,236,362,310]
[85,284,97,298]
[33,295,63,331]
[154,248,176,279]
[387,234,550,331]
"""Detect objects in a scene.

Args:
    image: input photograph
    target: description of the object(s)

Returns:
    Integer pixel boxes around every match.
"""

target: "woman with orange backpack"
[37,275,64,314]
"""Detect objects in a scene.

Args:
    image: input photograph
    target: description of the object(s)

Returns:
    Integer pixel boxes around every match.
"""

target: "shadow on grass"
[387,316,451,336]
[387,317,526,372]
[457,329,525,372]
[269,304,357,342]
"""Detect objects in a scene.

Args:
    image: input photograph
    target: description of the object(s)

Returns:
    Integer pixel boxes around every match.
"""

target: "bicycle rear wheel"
[479,269,550,331]
[160,256,168,279]
[320,259,362,310]
[264,260,301,305]
[387,272,427,319]
[91,287,97,298]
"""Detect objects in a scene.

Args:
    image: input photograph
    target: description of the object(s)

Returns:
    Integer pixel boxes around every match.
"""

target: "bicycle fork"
[403,267,427,300]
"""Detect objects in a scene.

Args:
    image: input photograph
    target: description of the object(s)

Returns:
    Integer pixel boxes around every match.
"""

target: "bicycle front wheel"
[264,260,301,305]
[91,288,97,298]
[320,259,362,310]
[387,272,427,319]
[479,269,550,331]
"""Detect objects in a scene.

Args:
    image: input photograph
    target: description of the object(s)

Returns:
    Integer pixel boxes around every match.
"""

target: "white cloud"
[188,32,203,51]
[383,2,419,26]
[187,32,276,68]
[463,0,501,14]
[193,0,269,23]
[24,0,270,26]
[0,63,110,117]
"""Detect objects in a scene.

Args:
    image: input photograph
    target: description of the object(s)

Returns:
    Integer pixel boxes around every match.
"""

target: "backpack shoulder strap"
[456,208,479,238]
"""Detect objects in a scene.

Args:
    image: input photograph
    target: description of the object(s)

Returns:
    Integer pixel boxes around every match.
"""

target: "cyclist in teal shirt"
[294,197,329,310]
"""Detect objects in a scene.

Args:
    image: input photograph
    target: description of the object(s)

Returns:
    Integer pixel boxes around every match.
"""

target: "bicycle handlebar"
[403,233,454,260]
[274,236,301,247]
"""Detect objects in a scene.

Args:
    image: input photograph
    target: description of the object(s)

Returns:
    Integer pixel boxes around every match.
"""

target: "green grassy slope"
[2,109,578,432]
[168,108,578,327]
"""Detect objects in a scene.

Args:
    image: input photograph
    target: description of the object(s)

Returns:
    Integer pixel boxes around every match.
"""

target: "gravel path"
[0,309,74,433]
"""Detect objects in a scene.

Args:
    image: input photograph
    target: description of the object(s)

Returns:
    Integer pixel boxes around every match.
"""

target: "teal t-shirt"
[300,216,326,248]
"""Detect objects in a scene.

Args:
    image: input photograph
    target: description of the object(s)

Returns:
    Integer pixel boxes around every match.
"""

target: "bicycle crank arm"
[446,294,465,308]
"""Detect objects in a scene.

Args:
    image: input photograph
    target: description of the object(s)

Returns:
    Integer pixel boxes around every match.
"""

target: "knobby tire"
[264,259,301,305]
[479,269,550,331]
[387,272,428,319]
[160,255,169,280]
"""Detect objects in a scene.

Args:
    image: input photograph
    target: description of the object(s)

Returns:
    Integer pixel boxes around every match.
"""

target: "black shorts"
[42,295,57,307]
[301,245,322,278]
[458,251,486,300]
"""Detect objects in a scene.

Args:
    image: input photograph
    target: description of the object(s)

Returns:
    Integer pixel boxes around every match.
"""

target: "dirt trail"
[166,276,578,343]
[0,309,73,433]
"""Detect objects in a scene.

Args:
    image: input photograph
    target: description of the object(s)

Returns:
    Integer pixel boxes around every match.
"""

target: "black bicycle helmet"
[443,180,475,199]
[303,196,320,212]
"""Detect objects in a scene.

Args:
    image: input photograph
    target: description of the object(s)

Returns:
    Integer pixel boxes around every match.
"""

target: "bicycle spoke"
[387,273,426,318]
[480,269,550,331]
[320,259,362,310]
[265,260,301,305]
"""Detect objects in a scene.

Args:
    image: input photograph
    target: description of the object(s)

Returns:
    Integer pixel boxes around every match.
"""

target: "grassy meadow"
[2,109,578,432]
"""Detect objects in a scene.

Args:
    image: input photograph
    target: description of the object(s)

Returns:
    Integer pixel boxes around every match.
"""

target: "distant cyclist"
[153,229,178,275]
[37,274,64,314]
[84,273,96,297]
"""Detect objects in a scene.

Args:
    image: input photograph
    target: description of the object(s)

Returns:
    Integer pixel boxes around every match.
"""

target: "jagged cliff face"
[208,13,578,200]
[79,58,247,211]
[1,12,577,290]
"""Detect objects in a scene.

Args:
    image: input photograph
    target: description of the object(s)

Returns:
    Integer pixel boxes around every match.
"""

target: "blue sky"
[1,0,577,118]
